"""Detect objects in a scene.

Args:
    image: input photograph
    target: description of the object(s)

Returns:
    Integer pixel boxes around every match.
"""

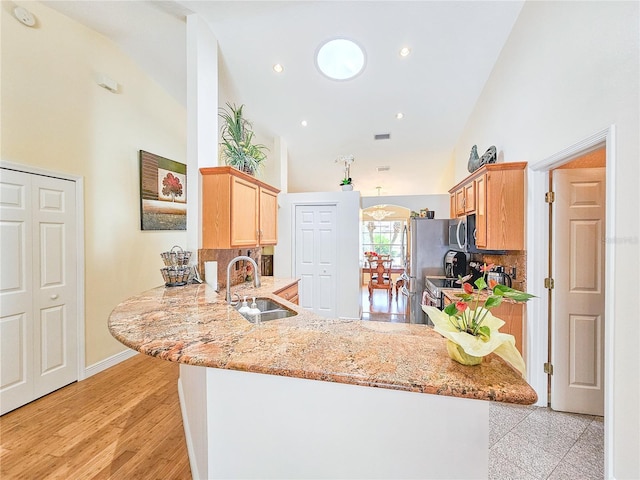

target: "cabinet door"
[455,189,465,217]
[492,302,523,354]
[464,182,476,214]
[485,169,525,250]
[230,176,259,247]
[259,188,278,245]
[475,174,487,248]
[449,194,456,218]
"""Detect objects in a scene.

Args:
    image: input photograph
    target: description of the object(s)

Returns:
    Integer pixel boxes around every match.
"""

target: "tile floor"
[2,286,603,478]
[361,286,605,479]
[489,402,604,479]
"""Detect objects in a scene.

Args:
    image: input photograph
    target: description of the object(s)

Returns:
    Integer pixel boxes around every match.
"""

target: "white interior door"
[295,205,337,318]
[1,169,77,415]
[551,167,605,415]
[1,169,35,414]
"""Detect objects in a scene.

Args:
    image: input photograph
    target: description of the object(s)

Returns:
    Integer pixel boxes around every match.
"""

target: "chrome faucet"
[226,256,261,304]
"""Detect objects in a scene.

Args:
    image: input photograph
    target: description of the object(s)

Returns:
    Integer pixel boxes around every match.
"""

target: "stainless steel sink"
[234,297,297,323]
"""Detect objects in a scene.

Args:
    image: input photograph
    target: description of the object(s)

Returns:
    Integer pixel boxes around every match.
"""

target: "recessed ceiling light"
[396,113,404,120]
[301,120,308,127]
[399,47,411,57]
[273,63,284,73]
[316,38,366,81]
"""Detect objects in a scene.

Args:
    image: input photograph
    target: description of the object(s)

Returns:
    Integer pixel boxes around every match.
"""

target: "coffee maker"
[444,250,467,279]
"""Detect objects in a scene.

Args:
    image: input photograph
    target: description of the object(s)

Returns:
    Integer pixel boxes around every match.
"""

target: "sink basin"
[234,297,297,323]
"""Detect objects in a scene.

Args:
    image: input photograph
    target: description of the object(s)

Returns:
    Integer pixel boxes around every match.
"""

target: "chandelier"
[364,208,393,221]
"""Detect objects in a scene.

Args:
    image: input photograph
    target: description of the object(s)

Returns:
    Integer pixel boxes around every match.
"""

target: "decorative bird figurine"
[468,145,497,173]
[467,145,480,172]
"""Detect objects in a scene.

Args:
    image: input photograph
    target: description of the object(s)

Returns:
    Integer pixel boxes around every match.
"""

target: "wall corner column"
[186,14,218,251]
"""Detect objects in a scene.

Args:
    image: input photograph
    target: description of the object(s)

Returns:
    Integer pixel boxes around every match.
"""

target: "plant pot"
[446,340,483,366]
[341,184,353,191]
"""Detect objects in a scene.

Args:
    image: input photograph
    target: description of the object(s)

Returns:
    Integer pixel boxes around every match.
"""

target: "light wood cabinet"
[451,182,476,218]
[455,188,465,217]
[463,182,476,214]
[448,162,526,250]
[259,188,278,245]
[492,302,524,355]
[201,166,280,249]
[274,281,299,305]
[475,174,487,248]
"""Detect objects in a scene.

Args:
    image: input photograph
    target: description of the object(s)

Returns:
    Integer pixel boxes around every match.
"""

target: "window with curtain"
[361,220,406,267]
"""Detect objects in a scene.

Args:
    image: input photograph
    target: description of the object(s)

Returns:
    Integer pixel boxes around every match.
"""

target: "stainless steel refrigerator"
[406,218,449,324]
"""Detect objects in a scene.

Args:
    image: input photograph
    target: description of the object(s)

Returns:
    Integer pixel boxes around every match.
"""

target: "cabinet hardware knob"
[50,294,59,300]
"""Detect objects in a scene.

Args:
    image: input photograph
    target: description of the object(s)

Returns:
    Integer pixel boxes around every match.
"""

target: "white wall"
[453,2,639,477]
[275,191,361,319]
[361,194,451,219]
[1,3,187,366]
[186,14,218,252]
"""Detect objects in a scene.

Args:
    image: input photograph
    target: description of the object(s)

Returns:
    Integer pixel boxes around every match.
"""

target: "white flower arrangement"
[336,154,355,185]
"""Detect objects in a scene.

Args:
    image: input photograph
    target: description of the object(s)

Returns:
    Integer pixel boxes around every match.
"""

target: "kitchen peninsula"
[109,279,537,479]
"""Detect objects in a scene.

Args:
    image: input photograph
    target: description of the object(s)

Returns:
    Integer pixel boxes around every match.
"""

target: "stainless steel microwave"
[448,215,478,253]
[448,217,467,251]
[449,215,505,254]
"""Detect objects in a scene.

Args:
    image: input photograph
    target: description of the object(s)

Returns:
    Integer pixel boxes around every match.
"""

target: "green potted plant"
[423,264,535,376]
[219,102,268,176]
[336,154,355,190]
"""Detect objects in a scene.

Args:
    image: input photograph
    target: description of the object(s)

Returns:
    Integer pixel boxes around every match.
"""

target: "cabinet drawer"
[275,282,299,304]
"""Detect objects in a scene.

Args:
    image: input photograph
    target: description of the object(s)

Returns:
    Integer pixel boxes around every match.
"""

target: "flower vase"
[341,184,353,191]
[446,340,483,366]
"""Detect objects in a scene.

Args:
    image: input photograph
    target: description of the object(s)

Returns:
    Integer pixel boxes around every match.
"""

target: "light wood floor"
[0,354,191,479]
[361,285,409,322]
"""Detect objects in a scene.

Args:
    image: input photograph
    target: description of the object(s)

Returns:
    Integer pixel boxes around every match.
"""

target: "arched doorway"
[361,204,411,321]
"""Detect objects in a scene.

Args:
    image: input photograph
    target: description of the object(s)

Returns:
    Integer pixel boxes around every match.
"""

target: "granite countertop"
[108,278,537,405]
[441,287,521,303]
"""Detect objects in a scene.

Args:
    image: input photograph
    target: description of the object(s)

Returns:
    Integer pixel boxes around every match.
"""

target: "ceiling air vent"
[374,133,391,140]
[377,166,390,172]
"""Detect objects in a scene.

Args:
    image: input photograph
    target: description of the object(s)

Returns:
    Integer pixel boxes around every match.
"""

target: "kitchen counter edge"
[107,278,537,405]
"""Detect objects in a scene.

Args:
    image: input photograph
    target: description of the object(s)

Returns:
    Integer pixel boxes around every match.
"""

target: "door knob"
[50,294,59,300]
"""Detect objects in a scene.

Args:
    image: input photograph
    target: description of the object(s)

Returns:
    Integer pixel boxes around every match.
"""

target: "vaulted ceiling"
[47,1,525,196]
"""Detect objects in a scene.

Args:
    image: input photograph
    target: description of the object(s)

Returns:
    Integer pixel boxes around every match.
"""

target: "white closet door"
[0,169,77,414]
[32,174,77,397]
[0,169,35,414]
[295,204,337,318]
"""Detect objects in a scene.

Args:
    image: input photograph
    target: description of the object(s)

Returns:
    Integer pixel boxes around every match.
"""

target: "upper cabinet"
[449,162,527,251]
[201,166,280,249]
[451,180,477,217]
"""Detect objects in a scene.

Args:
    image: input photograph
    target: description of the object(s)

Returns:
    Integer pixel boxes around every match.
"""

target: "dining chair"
[367,258,393,300]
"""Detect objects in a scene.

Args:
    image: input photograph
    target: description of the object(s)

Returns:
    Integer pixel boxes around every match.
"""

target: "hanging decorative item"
[364,209,393,221]
[467,145,497,173]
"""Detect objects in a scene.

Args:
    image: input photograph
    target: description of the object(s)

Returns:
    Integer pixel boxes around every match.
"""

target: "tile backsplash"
[470,250,527,291]
[198,248,261,290]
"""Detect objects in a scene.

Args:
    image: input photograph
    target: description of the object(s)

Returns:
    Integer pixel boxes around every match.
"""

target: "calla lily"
[423,305,527,377]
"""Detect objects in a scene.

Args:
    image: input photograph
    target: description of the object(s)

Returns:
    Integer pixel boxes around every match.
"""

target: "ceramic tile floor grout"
[489,402,604,479]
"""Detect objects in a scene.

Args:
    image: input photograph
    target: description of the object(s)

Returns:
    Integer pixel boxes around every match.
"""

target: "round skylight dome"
[316,38,366,81]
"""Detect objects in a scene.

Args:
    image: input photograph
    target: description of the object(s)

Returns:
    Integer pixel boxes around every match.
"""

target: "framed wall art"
[139,150,187,230]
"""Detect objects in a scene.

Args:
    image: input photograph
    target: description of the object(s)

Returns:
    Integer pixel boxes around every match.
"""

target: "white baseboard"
[178,377,200,480]
[82,348,138,379]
